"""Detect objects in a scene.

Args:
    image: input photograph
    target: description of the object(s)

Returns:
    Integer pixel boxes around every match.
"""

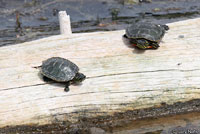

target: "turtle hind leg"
[64,82,70,92]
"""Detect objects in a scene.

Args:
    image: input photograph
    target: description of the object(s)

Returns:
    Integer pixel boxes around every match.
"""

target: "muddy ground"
[0,0,200,46]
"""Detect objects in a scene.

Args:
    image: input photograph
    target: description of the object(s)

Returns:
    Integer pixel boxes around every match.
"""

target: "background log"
[0,18,200,128]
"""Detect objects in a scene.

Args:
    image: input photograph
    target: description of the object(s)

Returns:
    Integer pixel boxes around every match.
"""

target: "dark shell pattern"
[126,22,166,42]
[41,57,79,82]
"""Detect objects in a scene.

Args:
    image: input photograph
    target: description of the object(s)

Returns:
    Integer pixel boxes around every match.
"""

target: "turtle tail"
[32,65,42,69]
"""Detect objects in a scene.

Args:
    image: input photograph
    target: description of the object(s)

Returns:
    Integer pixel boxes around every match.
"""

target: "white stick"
[58,11,72,36]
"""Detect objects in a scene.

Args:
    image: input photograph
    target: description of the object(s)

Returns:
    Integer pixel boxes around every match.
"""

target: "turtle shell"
[41,57,79,82]
[126,22,167,42]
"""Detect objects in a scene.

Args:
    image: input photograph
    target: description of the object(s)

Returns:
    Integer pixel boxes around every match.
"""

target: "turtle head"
[73,72,86,83]
[136,39,150,49]
[160,24,169,31]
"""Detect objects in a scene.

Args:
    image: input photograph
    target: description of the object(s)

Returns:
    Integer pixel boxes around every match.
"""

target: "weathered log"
[0,18,200,130]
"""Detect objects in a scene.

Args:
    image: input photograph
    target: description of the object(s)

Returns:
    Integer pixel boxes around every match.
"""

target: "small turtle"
[124,22,169,49]
[39,57,86,92]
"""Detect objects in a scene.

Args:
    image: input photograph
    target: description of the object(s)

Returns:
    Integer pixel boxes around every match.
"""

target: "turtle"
[124,22,169,49]
[39,57,86,92]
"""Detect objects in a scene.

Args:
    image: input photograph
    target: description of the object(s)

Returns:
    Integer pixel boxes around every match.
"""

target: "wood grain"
[0,18,200,127]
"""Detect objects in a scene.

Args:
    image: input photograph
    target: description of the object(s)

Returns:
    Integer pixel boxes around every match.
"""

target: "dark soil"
[0,0,200,46]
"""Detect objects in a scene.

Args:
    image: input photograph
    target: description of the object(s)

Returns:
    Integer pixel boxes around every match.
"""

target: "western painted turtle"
[124,22,169,49]
[40,57,86,92]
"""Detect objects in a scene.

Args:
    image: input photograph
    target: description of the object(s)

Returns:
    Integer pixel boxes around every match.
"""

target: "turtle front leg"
[136,39,149,49]
[150,42,160,49]
[64,82,70,92]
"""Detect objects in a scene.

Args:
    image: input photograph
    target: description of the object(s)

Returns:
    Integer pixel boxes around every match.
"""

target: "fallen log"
[1,17,200,132]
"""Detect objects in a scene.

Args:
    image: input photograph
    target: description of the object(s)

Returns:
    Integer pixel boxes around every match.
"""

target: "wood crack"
[1,69,200,91]
[87,68,200,79]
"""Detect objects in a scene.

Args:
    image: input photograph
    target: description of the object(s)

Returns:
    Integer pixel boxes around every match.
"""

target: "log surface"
[0,18,200,128]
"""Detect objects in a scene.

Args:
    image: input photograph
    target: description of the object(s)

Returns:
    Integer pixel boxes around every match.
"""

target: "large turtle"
[39,57,86,92]
[124,22,169,49]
